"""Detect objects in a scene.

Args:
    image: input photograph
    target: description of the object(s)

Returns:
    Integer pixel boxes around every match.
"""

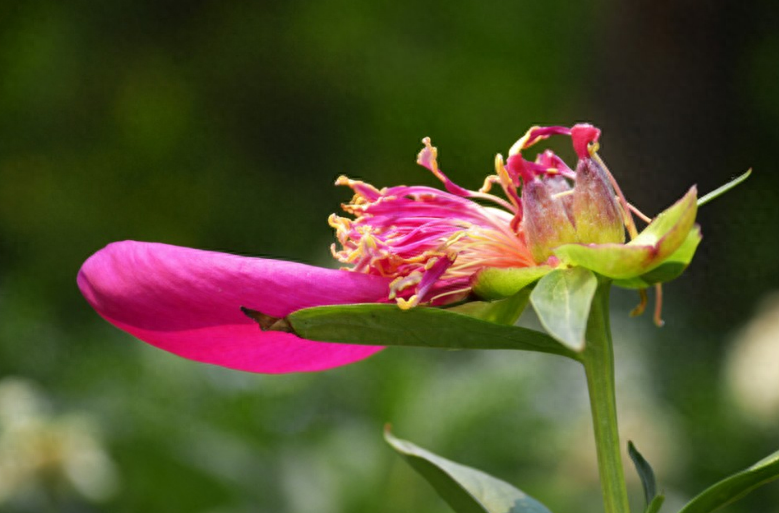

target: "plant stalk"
[582,281,631,513]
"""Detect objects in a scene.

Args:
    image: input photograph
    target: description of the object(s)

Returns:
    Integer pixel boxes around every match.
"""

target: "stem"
[582,281,631,513]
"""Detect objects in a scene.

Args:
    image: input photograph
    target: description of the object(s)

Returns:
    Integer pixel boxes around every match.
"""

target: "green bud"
[572,158,625,244]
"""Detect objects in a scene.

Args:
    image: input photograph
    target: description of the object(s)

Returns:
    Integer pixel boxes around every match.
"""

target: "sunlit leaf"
[678,448,779,513]
[288,303,579,359]
[385,429,553,513]
[529,267,597,352]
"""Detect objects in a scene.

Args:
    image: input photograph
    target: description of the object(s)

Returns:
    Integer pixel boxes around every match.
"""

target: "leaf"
[628,441,658,505]
[472,266,554,300]
[385,429,553,513]
[447,289,530,325]
[614,226,702,289]
[697,169,751,207]
[678,448,779,513]
[645,495,665,513]
[553,187,698,280]
[529,267,597,352]
[288,303,579,360]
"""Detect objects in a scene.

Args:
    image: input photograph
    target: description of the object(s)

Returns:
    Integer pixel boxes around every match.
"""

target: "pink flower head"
[329,136,537,309]
[331,124,627,306]
[79,123,648,373]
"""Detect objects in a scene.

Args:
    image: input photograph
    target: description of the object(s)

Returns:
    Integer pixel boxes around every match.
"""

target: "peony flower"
[78,124,700,373]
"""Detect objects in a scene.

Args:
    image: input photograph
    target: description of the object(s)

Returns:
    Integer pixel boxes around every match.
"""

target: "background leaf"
[288,303,578,360]
[385,429,553,513]
[645,495,665,513]
[529,268,597,352]
[678,449,779,513]
[628,440,658,505]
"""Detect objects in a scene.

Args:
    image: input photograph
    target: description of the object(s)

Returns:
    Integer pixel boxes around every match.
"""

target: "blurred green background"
[1,1,779,512]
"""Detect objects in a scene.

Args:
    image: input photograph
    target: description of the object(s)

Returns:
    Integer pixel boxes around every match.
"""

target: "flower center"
[330,138,537,309]
[330,125,626,309]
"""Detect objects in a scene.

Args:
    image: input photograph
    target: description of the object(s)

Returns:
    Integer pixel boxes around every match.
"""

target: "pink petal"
[78,241,393,373]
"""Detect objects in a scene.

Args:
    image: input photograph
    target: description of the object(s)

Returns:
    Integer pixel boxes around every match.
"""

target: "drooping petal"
[77,241,393,373]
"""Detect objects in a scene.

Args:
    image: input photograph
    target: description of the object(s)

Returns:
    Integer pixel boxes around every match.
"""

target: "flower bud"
[571,157,625,244]
[521,179,578,263]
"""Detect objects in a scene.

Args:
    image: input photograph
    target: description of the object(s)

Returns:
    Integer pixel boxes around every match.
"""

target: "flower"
[78,123,700,373]
[328,136,536,310]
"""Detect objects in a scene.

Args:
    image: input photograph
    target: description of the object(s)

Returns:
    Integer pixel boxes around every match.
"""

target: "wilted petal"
[77,241,393,373]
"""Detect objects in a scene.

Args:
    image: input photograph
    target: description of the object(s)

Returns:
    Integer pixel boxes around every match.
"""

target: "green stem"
[582,281,631,513]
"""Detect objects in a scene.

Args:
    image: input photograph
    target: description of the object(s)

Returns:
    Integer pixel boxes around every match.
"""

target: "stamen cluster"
[331,125,628,308]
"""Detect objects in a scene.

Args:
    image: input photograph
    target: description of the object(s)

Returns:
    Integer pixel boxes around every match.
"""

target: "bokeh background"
[1,1,779,512]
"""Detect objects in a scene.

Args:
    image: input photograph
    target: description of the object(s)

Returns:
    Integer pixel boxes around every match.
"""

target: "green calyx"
[553,186,698,280]
[473,186,700,300]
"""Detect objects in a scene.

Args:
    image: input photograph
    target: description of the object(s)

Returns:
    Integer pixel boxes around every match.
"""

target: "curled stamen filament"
[627,202,652,224]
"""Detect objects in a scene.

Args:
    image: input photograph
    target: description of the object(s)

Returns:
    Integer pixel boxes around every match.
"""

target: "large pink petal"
[78,241,393,373]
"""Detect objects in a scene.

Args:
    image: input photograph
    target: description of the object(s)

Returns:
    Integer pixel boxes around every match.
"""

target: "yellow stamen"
[630,289,648,317]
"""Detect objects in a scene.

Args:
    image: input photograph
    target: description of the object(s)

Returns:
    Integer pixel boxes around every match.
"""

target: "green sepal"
[529,267,597,352]
[385,428,554,513]
[614,226,701,289]
[628,441,658,506]
[678,448,779,513]
[447,289,530,325]
[553,187,697,280]
[288,303,580,360]
[472,266,554,301]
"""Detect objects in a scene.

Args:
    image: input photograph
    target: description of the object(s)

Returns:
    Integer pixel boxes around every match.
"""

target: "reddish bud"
[572,157,625,244]
[521,179,578,263]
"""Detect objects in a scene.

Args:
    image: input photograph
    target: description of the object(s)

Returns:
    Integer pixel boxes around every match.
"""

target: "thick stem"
[582,282,631,513]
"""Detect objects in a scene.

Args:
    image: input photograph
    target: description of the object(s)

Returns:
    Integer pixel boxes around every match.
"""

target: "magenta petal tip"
[78,241,393,373]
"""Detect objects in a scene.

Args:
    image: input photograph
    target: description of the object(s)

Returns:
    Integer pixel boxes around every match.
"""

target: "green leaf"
[472,266,554,300]
[645,495,665,513]
[614,226,702,289]
[447,289,530,325]
[288,303,579,360]
[628,441,658,505]
[697,169,751,207]
[553,187,698,280]
[385,429,553,513]
[529,267,597,352]
[678,448,779,513]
